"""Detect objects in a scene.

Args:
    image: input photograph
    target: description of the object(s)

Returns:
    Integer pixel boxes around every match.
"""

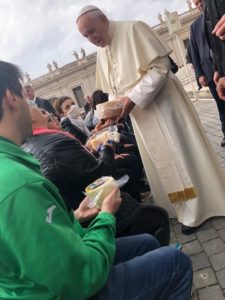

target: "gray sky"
[0,0,189,79]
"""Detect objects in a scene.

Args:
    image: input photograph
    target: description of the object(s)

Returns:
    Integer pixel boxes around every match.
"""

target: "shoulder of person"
[36,97,48,103]
[129,20,153,35]
[129,20,149,29]
[191,15,202,28]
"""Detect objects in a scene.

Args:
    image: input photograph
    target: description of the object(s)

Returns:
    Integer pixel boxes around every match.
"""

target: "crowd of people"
[1,1,225,299]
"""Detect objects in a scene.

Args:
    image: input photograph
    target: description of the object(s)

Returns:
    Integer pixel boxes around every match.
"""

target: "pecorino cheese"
[85,176,118,209]
[96,100,123,120]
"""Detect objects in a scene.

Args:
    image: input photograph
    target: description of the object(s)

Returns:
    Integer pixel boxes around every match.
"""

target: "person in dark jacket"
[204,0,225,100]
[24,84,56,115]
[22,106,170,246]
[190,0,225,146]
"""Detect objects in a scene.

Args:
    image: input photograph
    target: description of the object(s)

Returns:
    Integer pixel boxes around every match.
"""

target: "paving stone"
[193,268,217,289]
[218,229,225,242]
[210,252,225,271]
[199,220,212,230]
[211,218,225,230]
[191,289,199,300]
[175,233,196,244]
[202,238,225,257]
[182,240,203,256]
[198,285,225,300]
[191,252,210,272]
[169,231,177,243]
[196,228,219,243]
[216,269,225,289]
[172,223,182,234]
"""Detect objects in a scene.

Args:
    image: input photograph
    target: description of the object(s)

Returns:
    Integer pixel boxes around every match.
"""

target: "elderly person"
[77,5,225,234]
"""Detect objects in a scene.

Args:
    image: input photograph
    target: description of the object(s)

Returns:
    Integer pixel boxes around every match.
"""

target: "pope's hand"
[117,97,135,121]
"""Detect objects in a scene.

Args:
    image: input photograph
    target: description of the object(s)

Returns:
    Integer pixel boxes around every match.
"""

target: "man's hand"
[216,77,225,100]
[214,71,220,85]
[114,153,129,159]
[74,197,99,223]
[117,97,135,121]
[212,14,225,40]
[101,187,122,215]
[93,121,106,133]
[198,75,208,87]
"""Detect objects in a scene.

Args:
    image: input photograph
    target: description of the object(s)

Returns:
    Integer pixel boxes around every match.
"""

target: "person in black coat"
[24,84,56,115]
[190,0,225,146]
[204,0,225,100]
[22,106,170,246]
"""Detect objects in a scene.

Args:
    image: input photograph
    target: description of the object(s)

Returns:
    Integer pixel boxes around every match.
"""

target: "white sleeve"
[127,57,171,109]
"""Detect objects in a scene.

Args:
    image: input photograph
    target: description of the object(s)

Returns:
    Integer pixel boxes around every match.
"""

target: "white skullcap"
[76,5,103,22]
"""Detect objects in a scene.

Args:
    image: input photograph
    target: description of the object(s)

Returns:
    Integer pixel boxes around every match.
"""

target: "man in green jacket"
[0,60,192,299]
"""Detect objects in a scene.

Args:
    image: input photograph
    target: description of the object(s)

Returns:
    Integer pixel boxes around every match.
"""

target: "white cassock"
[96,20,225,227]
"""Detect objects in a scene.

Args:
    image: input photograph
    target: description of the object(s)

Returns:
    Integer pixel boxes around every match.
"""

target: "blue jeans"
[93,234,192,300]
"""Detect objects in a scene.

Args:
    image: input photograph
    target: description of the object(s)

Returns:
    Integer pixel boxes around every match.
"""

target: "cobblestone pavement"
[170,100,225,299]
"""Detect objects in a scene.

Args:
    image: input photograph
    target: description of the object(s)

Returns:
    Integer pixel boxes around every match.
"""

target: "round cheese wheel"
[85,176,117,209]
[96,100,123,120]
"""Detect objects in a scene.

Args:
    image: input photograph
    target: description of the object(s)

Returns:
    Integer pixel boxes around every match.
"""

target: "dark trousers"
[117,203,170,246]
[208,80,225,136]
[115,154,143,201]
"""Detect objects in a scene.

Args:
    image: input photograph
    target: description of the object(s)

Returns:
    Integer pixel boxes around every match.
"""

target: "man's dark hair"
[0,61,23,121]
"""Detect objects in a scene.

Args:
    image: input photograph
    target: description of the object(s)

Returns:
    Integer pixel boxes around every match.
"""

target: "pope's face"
[77,14,110,47]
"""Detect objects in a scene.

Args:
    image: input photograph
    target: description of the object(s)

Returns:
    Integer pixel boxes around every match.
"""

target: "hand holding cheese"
[85,175,128,211]
[74,197,99,223]
[96,100,123,120]
[87,127,120,151]
[101,187,122,215]
[85,176,118,209]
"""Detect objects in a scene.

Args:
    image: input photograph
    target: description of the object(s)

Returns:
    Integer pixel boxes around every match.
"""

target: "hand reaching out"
[212,14,225,40]
[117,97,135,122]
[216,77,225,100]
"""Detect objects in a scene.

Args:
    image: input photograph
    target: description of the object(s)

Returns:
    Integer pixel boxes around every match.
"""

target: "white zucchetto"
[76,5,102,22]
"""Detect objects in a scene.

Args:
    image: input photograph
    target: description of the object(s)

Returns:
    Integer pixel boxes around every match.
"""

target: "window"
[72,86,85,108]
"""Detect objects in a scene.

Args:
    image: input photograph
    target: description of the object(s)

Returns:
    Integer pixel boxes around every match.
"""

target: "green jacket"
[0,137,116,299]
